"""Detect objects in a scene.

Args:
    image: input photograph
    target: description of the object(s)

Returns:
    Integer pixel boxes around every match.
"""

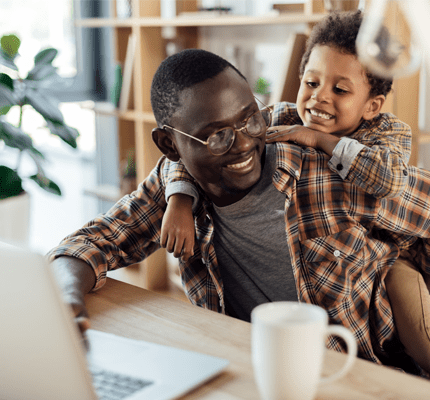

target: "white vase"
[0,192,30,246]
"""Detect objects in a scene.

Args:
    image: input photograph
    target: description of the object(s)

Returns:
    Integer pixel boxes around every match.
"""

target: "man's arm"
[48,156,174,329]
[51,256,96,333]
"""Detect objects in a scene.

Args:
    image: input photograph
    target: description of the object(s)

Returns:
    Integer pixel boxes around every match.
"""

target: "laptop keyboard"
[90,365,153,400]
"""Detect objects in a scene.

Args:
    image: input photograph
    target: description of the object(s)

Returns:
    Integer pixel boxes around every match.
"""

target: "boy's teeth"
[227,156,252,170]
[310,109,333,120]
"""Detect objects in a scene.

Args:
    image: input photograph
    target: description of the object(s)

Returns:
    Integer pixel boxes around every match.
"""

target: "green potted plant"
[0,33,79,243]
[253,77,271,105]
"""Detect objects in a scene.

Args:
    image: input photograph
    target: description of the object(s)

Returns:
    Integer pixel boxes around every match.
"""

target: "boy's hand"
[161,194,195,261]
[266,125,319,148]
[266,125,341,157]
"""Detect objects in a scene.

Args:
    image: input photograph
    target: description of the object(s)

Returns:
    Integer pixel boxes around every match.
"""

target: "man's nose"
[231,127,254,152]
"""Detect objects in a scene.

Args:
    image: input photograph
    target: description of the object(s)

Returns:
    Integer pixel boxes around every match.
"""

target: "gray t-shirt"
[212,144,297,322]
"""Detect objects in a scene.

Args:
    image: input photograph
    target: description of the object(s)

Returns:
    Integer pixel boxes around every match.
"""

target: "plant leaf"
[46,119,79,149]
[26,63,58,81]
[0,165,24,199]
[25,89,64,124]
[0,49,18,71]
[0,119,33,150]
[1,34,21,58]
[34,48,57,65]
[0,73,14,91]
[29,172,61,196]
[0,73,17,115]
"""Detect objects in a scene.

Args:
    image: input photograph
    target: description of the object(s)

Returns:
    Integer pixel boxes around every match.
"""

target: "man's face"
[297,45,374,137]
[168,68,266,206]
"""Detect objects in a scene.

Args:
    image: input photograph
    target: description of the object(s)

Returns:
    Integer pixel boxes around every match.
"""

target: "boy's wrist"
[169,193,193,207]
[316,132,341,156]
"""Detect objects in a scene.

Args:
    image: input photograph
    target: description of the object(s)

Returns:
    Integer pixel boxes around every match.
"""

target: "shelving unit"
[76,0,422,291]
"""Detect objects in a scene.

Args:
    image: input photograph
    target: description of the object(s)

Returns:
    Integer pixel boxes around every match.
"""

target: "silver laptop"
[0,243,229,400]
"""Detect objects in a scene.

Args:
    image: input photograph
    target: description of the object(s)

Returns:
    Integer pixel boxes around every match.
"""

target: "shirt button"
[295,170,300,178]
[336,163,343,171]
[403,169,408,176]
[333,250,341,257]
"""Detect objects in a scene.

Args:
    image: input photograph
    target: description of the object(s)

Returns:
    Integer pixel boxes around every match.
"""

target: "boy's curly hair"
[299,10,393,97]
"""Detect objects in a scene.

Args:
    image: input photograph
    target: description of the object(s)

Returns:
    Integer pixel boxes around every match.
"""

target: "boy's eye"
[306,81,318,88]
[334,87,348,94]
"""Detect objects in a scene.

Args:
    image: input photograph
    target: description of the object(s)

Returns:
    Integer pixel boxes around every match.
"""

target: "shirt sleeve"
[47,156,172,291]
[165,160,199,210]
[271,102,303,127]
[327,113,411,199]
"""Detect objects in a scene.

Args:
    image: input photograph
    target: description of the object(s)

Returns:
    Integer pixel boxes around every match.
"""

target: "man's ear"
[152,127,181,162]
[363,94,385,120]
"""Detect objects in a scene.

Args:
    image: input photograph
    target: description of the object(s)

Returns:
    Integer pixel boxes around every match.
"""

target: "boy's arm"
[165,159,199,208]
[267,109,411,199]
[162,160,199,261]
[329,114,411,199]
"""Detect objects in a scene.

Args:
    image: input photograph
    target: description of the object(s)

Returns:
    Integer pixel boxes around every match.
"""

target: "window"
[0,0,113,102]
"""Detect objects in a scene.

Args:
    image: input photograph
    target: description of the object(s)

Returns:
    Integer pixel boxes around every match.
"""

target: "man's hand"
[51,256,95,337]
[161,193,195,262]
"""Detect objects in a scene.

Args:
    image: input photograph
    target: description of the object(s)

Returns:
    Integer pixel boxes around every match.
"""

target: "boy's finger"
[180,240,195,262]
[166,236,176,253]
[160,232,167,247]
[173,239,185,258]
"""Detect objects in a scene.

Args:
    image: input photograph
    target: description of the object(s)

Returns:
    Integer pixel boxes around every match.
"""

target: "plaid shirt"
[270,102,412,199]
[49,103,429,366]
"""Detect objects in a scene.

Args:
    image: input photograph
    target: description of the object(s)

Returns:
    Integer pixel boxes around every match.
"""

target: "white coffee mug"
[251,302,357,400]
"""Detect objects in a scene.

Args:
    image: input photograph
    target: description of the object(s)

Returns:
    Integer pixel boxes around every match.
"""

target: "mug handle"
[320,325,358,385]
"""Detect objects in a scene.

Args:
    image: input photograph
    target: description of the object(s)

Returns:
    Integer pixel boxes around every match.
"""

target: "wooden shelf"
[75,13,326,28]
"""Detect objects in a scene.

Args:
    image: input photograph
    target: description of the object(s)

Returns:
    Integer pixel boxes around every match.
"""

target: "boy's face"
[297,45,376,137]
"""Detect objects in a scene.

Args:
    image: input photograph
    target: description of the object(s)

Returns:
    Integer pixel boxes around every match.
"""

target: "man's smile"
[226,155,253,170]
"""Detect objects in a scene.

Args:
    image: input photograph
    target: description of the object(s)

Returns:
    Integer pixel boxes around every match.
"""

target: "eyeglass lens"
[207,109,271,155]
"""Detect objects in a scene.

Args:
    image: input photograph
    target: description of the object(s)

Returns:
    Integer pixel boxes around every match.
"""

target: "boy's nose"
[312,88,330,102]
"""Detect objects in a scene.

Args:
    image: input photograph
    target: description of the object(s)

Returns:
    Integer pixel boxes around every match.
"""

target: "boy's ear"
[363,94,386,120]
[152,127,181,162]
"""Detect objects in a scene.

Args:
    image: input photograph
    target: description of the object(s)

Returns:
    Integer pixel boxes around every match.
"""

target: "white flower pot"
[0,192,30,246]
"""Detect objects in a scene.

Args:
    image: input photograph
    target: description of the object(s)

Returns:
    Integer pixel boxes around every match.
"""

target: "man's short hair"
[299,10,393,97]
[151,49,246,127]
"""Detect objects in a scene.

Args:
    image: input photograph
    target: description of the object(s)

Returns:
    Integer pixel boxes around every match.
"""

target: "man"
[49,49,430,375]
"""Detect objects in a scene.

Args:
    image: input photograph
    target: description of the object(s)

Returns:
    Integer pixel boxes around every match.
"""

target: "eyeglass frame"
[162,96,272,156]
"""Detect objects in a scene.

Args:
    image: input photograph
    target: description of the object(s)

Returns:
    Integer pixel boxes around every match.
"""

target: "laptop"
[0,243,229,400]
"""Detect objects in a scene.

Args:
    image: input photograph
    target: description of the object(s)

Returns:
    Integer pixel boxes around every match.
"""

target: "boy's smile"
[297,45,379,137]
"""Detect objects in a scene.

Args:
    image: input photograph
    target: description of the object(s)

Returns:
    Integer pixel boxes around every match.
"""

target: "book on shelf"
[119,33,137,111]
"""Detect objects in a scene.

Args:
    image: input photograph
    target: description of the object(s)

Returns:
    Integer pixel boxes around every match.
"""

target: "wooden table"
[85,278,430,400]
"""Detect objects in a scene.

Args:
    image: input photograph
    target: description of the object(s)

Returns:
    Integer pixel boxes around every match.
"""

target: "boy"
[160,10,429,374]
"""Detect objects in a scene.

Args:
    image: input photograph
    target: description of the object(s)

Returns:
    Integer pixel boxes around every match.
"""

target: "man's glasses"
[163,97,272,156]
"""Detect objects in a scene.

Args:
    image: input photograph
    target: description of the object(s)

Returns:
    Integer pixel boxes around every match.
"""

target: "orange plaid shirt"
[49,103,429,368]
